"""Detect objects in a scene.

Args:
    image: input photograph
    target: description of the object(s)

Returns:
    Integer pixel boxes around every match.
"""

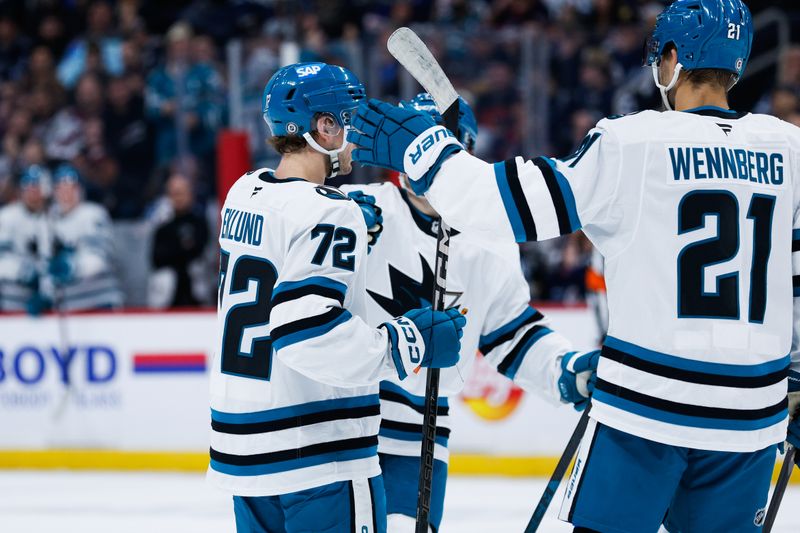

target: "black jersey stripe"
[212,404,380,435]
[793,240,800,252]
[533,157,572,236]
[210,435,378,467]
[271,307,347,343]
[602,346,788,389]
[379,388,449,417]
[271,284,345,307]
[368,476,379,533]
[496,324,548,377]
[479,311,544,355]
[595,379,787,420]
[348,481,356,533]
[793,275,800,289]
[504,159,538,241]
[380,419,451,439]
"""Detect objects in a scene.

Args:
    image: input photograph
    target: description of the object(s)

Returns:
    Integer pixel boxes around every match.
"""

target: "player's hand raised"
[347,98,462,195]
[381,306,466,380]
[346,190,383,252]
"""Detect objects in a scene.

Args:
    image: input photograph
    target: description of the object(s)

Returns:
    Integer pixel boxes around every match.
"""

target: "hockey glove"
[348,98,462,195]
[48,250,74,285]
[347,190,383,252]
[381,306,466,381]
[26,291,51,317]
[558,350,600,411]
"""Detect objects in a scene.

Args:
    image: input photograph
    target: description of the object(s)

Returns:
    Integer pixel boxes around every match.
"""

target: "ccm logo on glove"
[395,316,421,364]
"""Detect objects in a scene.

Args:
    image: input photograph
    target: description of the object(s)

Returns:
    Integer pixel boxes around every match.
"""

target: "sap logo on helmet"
[408,127,454,165]
[296,64,322,78]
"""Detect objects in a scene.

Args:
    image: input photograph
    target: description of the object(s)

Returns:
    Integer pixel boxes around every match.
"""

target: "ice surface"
[0,471,798,532]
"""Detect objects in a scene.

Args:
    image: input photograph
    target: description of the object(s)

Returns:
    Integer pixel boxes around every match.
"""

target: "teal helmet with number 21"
[643,0,753,110]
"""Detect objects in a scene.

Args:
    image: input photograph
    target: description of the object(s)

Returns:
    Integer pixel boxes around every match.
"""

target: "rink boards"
[0,307,796,482]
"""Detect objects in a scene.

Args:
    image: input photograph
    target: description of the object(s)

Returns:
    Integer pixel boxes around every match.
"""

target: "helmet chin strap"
[303,128,349,179]
[652,62,683,111]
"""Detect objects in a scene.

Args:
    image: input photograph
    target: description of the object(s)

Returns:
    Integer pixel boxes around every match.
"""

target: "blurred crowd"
[0,0,797,311]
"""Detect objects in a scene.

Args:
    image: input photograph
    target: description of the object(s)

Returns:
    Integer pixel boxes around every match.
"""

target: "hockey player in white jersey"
[48,164,121,311]
[342,93,598,532]
[349,1,800,531]
[0,165,49,312]
[208,63,466,533]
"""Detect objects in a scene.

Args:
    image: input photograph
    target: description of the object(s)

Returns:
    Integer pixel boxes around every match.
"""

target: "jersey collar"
[398,187,460,238]
[257,170,307,184]
[681,106,745,119]
[399,187,439,238]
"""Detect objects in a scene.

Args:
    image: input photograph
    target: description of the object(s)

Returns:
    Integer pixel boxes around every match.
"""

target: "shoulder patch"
[314,185,351,201]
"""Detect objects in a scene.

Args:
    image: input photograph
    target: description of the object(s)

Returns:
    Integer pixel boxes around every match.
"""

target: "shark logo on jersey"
[367,253,462,317]
[251,186,263,198]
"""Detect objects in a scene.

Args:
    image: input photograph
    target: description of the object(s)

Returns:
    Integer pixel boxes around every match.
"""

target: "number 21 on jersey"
[677,190,775,323]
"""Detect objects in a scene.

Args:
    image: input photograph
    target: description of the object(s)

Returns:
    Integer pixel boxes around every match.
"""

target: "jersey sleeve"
[69,207,115,278]
[426,125,621,245]
[0,210,28,282]
[477,254,573,404]
[269,199,396,388]
[793,182,800,378]
[793,222,800,374]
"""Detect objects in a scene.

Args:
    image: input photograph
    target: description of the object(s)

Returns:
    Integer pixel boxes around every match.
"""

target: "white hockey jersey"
[427,107,800,452]
[0,202,45,310]
[208,169,399,496]
[0,200,120,311]
[50,202,121,311]
[341,182,575,462]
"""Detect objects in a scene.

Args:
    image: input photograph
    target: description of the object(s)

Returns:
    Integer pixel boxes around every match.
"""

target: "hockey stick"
[387,27,460,533]
[524,404,592,532]
[42,205,74,422]
[763,443,796,532]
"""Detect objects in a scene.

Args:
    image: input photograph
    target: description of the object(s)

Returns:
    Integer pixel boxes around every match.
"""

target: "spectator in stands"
[49,163,122,311]
[103,75,154,219]
[150,173,209,308]
[57,0,123,88]
[45,72,105,161]
[0,165,49,313]
[542,233,591,302]
[779,46,800,93]
[36,12,70,60]
[29,86,60,140]
[145,22,225,171]
[22,46,63,97]
[769,86,799,121]
[73,117,119,211]
[0,13,30,82]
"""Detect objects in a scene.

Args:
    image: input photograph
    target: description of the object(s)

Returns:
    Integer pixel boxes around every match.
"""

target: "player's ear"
[315,113,342,145]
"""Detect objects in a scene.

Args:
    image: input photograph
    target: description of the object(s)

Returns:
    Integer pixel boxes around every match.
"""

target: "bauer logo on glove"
[403,126,461,182]
[407,126,454,165]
